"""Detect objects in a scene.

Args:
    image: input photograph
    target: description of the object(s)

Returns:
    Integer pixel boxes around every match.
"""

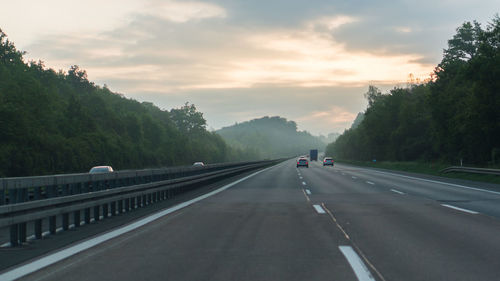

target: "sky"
[1,0,498,135]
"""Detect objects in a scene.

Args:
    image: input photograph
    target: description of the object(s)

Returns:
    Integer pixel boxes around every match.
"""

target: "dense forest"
[217,116,324,159]
[0,29,250,177]
[326,16,500,166]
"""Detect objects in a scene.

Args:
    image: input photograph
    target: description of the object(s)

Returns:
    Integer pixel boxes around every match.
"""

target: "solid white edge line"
[390,189,405,195]
[313,204,325,214]
[339,246,376,281]
[366,169,500,196]
[305,189,311,195]
[366,181,375,185]
[0,164,277,281]
[441,204,479,214]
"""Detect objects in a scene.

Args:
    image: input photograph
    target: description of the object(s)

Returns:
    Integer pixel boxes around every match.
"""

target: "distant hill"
[216,116,325,159]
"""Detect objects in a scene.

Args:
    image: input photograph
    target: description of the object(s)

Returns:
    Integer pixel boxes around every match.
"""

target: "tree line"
[326,15,500,166]
[0,29,254,177]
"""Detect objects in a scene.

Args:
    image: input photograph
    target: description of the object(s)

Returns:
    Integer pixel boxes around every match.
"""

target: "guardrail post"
[103,203,109,218]
[19,223,27,243]
[19,188,27,243]
[84,208,91,224]
[110,201,116,216]
[8,187,24,245]
[0,180,5,205]
[10,225,19,246]
[35,219,42,239]
[34,186,41,200]
[118,200,123,214]
[49,216,56,234]
[124,198,129,212]
[74,210,80,227]
[62,213,69,230]
[94,206,100,221]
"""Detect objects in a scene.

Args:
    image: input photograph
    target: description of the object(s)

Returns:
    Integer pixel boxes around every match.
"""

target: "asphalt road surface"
[4,159,500,281]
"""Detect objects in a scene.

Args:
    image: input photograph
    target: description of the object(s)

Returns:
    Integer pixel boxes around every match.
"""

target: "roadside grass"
[336,160,500,185]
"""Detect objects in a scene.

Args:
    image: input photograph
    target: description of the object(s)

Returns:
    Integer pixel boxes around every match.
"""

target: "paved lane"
[7,159,500,281]
[301,161,500,281]
[16,161,363,281]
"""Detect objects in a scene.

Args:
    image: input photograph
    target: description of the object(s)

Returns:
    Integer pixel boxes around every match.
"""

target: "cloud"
[395,26,412,33]
[12,0,499,135]
[145,0,226,22]
[296,106,358,132]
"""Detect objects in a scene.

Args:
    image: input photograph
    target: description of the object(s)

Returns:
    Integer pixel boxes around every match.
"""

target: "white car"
[89,166,114,173]
[192,162,205,167]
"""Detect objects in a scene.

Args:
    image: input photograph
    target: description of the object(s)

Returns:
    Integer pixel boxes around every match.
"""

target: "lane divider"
[441,204,479,214]
[339,246,376,281]
[313,204,326,214]
[301,189,311,202]
[0,164,277,281]
[322,204,386,281]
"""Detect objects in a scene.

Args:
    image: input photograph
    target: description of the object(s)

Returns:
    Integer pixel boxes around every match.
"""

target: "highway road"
[3,159,500,280]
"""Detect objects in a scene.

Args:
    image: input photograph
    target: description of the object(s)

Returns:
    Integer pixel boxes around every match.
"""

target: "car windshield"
[89,167,110,173]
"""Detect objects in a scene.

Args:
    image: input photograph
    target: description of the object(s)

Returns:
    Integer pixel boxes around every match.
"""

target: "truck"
[309,149,318,161]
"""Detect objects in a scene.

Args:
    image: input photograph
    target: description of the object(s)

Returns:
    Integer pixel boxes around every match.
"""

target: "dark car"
[323,157,334,166]
[297,158,309,168]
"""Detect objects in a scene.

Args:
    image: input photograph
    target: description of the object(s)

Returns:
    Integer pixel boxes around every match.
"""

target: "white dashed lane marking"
[313,204,326,214]
[339,246,376,281]
[390,189,405,195]
[441,204,479,214]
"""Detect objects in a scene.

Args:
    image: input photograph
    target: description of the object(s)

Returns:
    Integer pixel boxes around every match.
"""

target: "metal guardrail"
[441,166,500,176]
[0,160,281,246]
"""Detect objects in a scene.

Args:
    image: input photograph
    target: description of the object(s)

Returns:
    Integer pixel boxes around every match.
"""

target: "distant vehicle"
[297,158,309,168]
[309,149,318,161]
[323,157,334,166]
[89,166,114,173]
[192,162,205,167]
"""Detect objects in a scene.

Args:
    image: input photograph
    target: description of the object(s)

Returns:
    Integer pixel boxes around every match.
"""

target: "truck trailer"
[309,149,318,161]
